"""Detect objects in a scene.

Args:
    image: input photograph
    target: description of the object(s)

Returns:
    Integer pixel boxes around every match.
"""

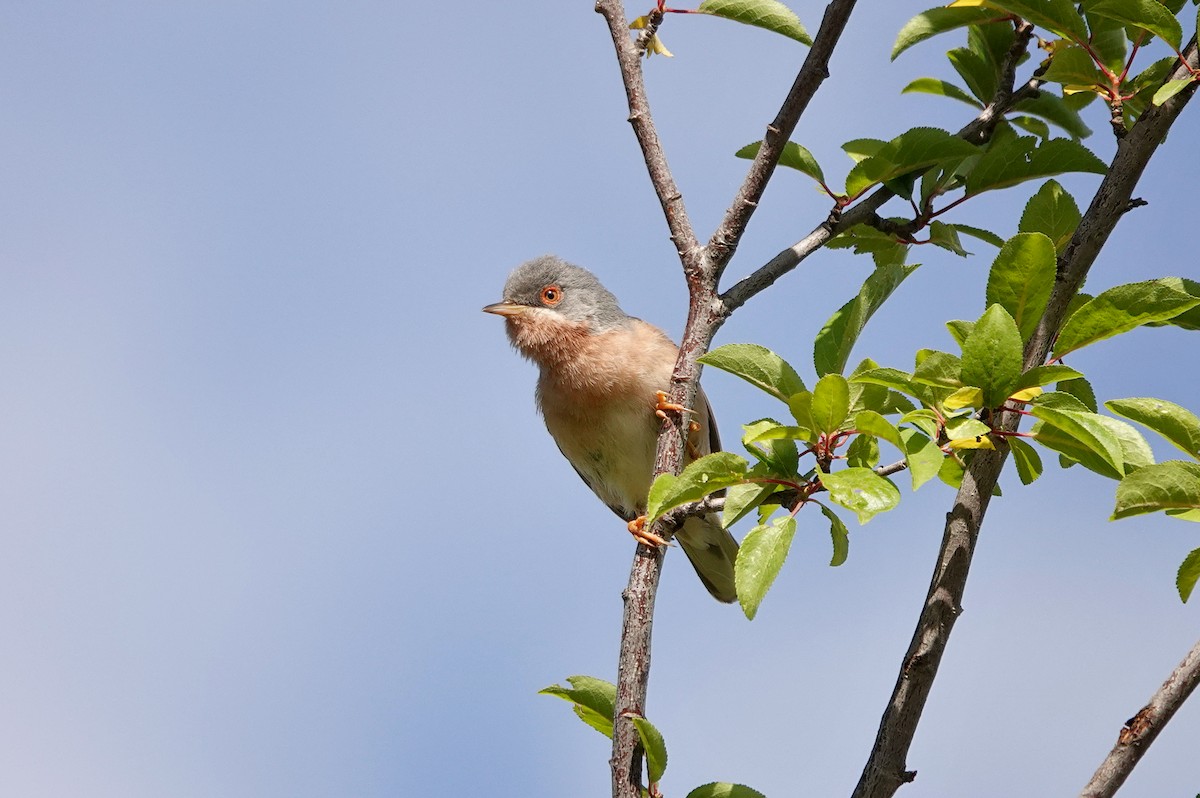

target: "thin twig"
[1079,635,1200,798]
[708,0,860,283]
[849,37,1199,798]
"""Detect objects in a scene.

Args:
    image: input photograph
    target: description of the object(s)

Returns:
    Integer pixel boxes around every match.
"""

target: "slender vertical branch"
[1079,635,1200,798]
[850,38,1198,798]
[708,0,859,282]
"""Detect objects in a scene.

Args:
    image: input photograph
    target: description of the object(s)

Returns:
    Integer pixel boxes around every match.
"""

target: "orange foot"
[627,516,669,548]
[654,390,694,421]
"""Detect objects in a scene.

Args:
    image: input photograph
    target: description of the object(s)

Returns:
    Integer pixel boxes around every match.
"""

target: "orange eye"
[540,285,563,306]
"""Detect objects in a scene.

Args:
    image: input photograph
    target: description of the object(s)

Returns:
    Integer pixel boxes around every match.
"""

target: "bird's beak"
[482,302,528,318]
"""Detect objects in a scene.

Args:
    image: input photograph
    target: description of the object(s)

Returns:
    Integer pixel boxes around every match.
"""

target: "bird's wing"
[553,440,638,523]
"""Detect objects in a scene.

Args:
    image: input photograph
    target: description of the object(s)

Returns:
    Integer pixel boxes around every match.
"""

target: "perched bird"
[483,255,739,603]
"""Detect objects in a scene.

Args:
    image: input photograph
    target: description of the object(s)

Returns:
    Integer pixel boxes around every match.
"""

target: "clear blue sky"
[2,3,1197,797]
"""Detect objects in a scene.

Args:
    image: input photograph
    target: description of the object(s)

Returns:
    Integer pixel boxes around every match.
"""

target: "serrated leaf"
[947,46,997,102]
[814,263,919,376]
[845,127,980,197]
[1057,376,1099,411]
[1106,397,1200,458]
[912,350,964,390]
[811,374,851,434]
[893,7,1005,59]
[986,232,1057,342]
[1178,548,1200,602]
[1011,115,1052,139]
[961,305,1023,407]
[685,784,768,798]
[1112,460,1200,519]
[735,516,797,620]
[539,676,617,738]
[965,136,1107,197]
[850,367,919,396]
[901,427,944,489]
[946,320,976,348]
[816,501,850,566]
[736,140,825,183]
[1019,179,1081,254]
[902,77,984,106]
[700,343,807,401]
[1087,0,1183,49]
[697,0,812,44]
[1030,405,1126,479]
[948,0,1088,41]
[1054,279,1200,357]
[1145,277,1200,330]
[1009,436,1044,484]
[939,452,967,487]
[819,467,901,523]
[646,452,749,522]
[630,716,668,784]
[855,410,906,451]
[929,221,971,256]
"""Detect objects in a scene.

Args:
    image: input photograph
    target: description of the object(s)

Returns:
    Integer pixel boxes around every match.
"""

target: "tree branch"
[849,37,1199,798]
[722,24,1040,314]
[594,2,865,795]
[707,0,860,283]
[1079,635,1200,798]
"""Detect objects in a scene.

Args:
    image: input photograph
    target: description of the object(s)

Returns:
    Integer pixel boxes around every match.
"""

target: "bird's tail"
[675,515,739,603]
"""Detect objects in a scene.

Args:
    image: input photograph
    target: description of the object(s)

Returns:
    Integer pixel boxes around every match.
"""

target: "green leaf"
[912,349,963,390]
[1154,78,1195,106]
[646,452,749,522]
[1146,277,1200,330]
[1012,91,1093,139]
[1057,376,1098,411]
[1041,45,1105,88]
[1106,397,1200,458]
[685,784,768,798]
[816,501,850,566]
[949,0,1088,41]
[844,128,980,197]
[892,6,1005,59]
[1112,461,1200,519]
[1009,436,1044,484]
[855,410,906,451]
[722,481,777,529]
[539,676,617,738]
[948,46,998,102]
[736,140,825,183]
[961,305,1023,407]
[965,137,1107,197]
[901,427,945,489]
[819,467,901,523]
[1030,405,1126,479]
[1013,364,1084,391]
[842,138,886,163]
[1019,179,1081,253]
[735,516,797,620]
[939,452,967,487]
[951,224,1005,247]
[850,367,919,396]
[902,77,984,107]
[929,221,971,256]
[1087,0,1183,49]
[630,716,668,784]
[814,263,919,376]
[985,232,1057,342]
[946,320,976,348]
[700,343,807,401]
[696,0,812,44]
[811,374,851,434]
[847,434,881,468]
[1010,115,1052,138]
[1178,548,1200,602]
[1053,279,1200,357]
